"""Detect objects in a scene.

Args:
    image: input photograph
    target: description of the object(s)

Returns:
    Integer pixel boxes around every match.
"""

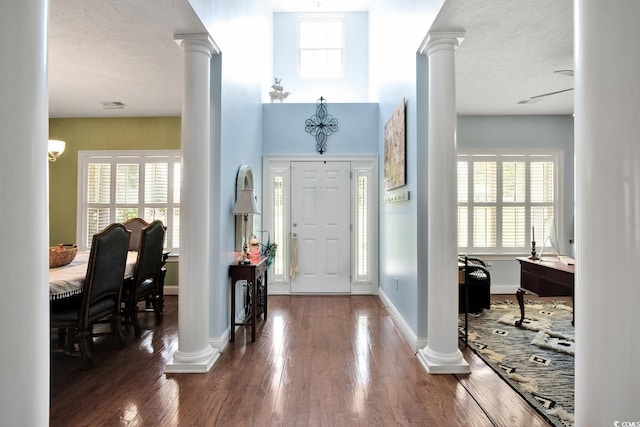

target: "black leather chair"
[51,223,131,368]
[459,256,491,314]
[122,220,166,336]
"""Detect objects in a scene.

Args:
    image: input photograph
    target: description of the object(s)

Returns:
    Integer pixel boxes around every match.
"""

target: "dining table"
[49,251,139,301]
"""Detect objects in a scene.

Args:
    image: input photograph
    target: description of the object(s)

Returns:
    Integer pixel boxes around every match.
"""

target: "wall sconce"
[232,189,261,264]
[48,139,66,162]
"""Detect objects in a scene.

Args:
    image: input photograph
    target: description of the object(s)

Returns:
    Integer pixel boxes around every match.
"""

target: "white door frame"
[263,155,379,295]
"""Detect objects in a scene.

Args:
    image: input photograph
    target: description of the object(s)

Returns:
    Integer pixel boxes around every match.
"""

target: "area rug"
[461,300,575,427]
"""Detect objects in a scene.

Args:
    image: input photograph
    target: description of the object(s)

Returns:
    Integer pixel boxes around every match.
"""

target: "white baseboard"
[380,286,516,351]
[491,284,519,295]
[209,328,230,353]
[268,282,292,295]
[377,289,420,352]
[164,285,178,296]
[267,282,378,295]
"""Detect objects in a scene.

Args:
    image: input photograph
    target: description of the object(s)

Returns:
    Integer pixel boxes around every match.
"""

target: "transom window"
[457,151,561,255]
[77,150,181,253]
[298,18,344,79]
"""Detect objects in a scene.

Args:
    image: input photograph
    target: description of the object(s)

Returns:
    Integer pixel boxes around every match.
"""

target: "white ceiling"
[48,0,206,117]
[48,0,573,118]
[432,0,573,115]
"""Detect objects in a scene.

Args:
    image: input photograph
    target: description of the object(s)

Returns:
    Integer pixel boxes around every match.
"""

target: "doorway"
[263,156,378,295]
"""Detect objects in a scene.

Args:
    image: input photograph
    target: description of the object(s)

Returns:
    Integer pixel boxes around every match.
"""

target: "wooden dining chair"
[50,223,131,368]
[123,217,150,251]
[122,220,166,336]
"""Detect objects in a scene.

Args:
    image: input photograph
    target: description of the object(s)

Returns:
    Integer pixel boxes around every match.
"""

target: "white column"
[166,34,220,373]
[0,0,49,423]
[574,1,640,424]
[417,32,469,374]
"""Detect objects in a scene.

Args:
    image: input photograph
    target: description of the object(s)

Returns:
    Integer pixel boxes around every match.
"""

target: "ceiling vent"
[101,101,126,109]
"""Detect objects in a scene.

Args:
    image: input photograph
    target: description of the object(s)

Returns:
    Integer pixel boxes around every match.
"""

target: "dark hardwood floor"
[50,295,551,426]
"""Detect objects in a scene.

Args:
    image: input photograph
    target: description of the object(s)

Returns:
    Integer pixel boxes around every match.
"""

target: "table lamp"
[232,189,260,264]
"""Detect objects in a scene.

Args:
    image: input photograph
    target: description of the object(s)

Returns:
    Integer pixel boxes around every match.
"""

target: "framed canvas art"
[384,99,406,191]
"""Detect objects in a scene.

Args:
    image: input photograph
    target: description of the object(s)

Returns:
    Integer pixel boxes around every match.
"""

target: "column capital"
[174,33,220,56]
[419,31,465,56]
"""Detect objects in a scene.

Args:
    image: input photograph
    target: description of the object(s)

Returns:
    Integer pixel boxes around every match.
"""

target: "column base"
[165,344,220,373]
[417,346,470,374]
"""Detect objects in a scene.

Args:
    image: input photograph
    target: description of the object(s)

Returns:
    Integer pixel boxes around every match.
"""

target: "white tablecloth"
[49,251,138,300]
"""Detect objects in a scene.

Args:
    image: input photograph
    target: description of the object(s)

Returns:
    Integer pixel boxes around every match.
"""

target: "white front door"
[290,161,351,293]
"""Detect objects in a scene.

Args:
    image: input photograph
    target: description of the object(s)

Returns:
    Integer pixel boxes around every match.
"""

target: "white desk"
[49,251,138,300]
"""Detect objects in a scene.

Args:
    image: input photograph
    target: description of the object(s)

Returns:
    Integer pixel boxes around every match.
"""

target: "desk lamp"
[232,189,260,264]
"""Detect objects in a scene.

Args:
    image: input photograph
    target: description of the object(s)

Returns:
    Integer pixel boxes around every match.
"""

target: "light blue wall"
[370,0,443,339]
[457,115,575,289]
[273,12,369,103]
[263,103,378,155]
[191,0,272,338]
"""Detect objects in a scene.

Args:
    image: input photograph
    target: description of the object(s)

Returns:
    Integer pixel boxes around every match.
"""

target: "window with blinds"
[356,174,368,277]
[272,174,286,278]
[457,152,559,255]
[78,151,181,253]
[298,18,344,79]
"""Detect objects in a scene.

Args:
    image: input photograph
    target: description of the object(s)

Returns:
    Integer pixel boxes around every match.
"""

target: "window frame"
[457,149,563,256]
[297,17,345,79]
[76,150,181,254]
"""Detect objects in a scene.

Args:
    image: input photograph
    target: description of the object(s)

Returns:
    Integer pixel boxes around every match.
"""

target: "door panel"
[291,161,350,293]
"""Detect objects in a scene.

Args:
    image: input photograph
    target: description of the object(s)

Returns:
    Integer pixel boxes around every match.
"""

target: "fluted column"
[166,34,220,373]
[0,0,50,422]
[574,0,640,423]
[417,32,469,374]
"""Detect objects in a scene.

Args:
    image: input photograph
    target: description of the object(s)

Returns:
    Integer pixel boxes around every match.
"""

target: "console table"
[515,257,574,327]
[229,257,269,342]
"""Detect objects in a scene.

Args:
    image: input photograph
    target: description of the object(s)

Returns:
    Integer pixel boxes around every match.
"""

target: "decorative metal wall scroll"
[304,96,338,154]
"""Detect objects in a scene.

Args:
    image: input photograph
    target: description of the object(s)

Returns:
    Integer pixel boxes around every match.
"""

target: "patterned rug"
[461,300,575,427]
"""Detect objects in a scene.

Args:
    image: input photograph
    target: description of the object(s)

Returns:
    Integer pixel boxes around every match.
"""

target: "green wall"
[48,117,181,286]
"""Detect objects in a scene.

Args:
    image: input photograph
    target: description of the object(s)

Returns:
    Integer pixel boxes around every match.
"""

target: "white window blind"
[352,163,375,283]
[78,151,181,254]
[272,173,286,278]
[356,175,368,277]
[298,18,344,79]
[458,152,560,255]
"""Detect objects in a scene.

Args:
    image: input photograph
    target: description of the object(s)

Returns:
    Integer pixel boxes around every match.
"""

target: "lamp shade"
[48,139,66,162]
[232,189,260,215]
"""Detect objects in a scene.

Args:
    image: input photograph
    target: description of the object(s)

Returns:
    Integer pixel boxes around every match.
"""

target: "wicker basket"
[49,244,78,268]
